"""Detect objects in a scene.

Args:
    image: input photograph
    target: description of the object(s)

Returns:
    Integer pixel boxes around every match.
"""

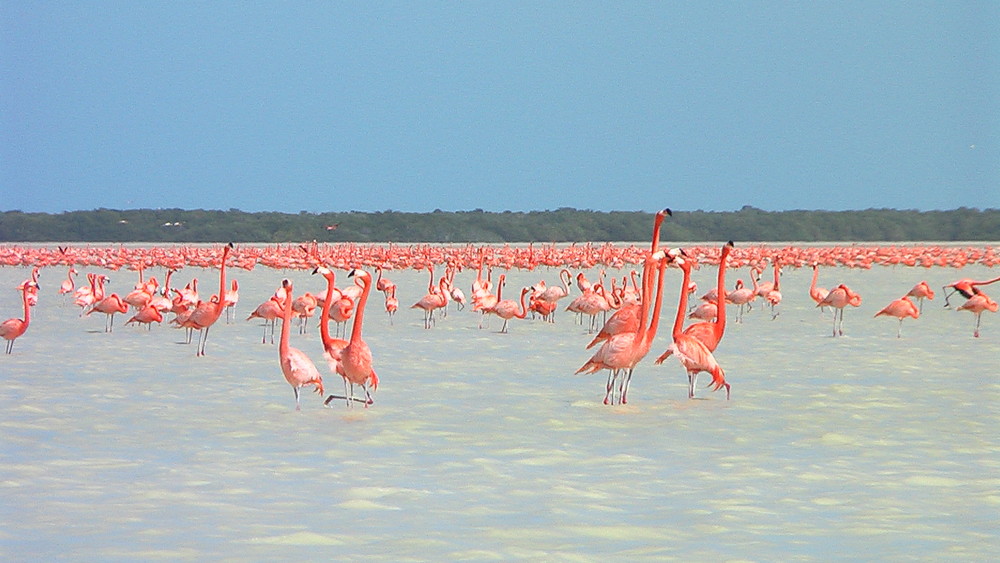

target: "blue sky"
[2,2,997,214]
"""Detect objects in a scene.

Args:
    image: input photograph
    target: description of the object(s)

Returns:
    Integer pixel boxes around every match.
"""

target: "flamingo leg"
[293,386,301,411]
[897,318,903,338]
[198,326,211,356]
[974,313,982,338]
[603,370,618,405]
[620,369,634,404]
[689,372,699,399]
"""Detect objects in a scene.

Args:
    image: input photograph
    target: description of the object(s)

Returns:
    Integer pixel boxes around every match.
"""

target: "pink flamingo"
[874,295,919,338]
[817,284,862,337]
[292,291,318,334]
[124,303,165,330]
[182,243,233,355]
[492,286,530,333]
[809,264,831,312]
[660,252,730,400]
[384,286,399,325]
[375,265,396,296]
[223,279,239,323]
[87,293,129,332]
[576,251,665,404]
[246,296,282,344]
[905,281,934,313]
[534,269,572,322]
[412,266,447,329]
[656,241,733,363]
[586,208,671,349]
[313,265,350,386]
[326,269,378,408]
[2,281,37,354]
[942,275,1000,308]
[277,279,324,410]
[59,267,78,295]
[726,279,755,323]
[957,290,998,337]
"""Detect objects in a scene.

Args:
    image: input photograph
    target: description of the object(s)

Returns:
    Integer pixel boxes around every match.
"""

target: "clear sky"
[2,2,997,214]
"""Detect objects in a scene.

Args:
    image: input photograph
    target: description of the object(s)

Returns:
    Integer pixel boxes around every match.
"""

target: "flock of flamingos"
[2,210,998,408]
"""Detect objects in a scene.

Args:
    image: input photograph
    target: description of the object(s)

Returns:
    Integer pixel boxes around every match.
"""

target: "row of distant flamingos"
[2,237,998,408]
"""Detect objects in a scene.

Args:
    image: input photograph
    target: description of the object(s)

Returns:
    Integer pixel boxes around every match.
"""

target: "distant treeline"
[1,207,997,243]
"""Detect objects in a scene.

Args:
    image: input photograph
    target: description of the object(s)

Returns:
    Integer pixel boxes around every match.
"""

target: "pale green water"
[1,259,998,561]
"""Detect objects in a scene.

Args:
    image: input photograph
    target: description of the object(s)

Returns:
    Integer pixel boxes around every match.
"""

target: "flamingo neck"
[350,275,370,344]
[635,257,657,336]
[642,256,669,346]
[279,288,292,356]
[22,286,31,327]
[715,247,731,339]
[672,263,692,340]
[319,273,335,347]
[516,289,529,319]
[215,247,230,315]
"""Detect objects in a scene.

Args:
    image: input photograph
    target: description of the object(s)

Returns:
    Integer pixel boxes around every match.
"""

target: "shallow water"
[1,257,998,561]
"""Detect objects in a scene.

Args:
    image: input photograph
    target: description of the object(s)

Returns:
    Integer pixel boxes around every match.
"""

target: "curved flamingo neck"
[319,271,336,347]
[516,288,529,319]
[810,266,819,292]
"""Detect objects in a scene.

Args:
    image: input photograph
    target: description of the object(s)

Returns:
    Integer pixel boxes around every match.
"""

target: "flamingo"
[763,257,782,319]
[586,208,671,349]
[726,279,755,323]
[375,265,396,296]
[809,264,831,312]
[412,266,447,329]
[181,242,233,356]
[124,303,165,330]
[660,253,730,400]
[534,269,572,322]
[656,241,734,363]
[313,265,350,389]
[291,291,318,334]
[246,296,282,344]
[957,290,998,338]
[874,295,919,338]
[2,281,37,354]
[577,249,671,405]
[277,279,324,410]
[817,283,862,337]
[942,275,1000,307]
[384,286,399,325]
[492,286,530,334]
[326,268,379,408]
[87,293,129,332]
[20,268,40,307]
[59,267,78,295]
[576,252,662,404]
[905,281,934,313]
[223,279,239,323]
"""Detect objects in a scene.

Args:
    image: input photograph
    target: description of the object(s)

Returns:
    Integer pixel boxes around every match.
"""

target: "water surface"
[1,257,998,560]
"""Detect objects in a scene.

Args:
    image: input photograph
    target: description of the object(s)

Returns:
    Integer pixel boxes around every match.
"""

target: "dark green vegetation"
[1,207,997,243]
